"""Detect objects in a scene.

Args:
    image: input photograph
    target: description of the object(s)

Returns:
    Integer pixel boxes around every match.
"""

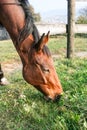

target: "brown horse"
[0,0,63,101]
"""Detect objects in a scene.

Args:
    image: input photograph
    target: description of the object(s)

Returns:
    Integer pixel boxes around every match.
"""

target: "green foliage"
[33,13,41,22]
[29,4,41,22]
[76,15,87,24]
[76,7,87,24]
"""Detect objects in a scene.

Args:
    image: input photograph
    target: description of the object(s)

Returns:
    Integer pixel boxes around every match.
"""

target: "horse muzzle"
[44,93,63,102]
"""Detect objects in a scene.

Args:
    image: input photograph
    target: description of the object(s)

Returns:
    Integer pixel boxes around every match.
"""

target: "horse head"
[0,0,63,101]
[20,31,63,101]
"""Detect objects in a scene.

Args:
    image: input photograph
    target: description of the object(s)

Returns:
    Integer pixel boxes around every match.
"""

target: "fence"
[0,23,87,40]
[36,23,87,35]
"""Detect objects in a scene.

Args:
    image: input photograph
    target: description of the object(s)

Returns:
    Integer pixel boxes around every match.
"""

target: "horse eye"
[36,63,50,73]
[42,68,50,73]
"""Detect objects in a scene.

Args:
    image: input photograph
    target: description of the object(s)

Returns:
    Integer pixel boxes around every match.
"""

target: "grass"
[48,35,87,55]
[0,36,87,130]
[0,40,20,63]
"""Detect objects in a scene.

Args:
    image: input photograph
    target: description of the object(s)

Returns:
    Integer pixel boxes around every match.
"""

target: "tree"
[80,7,87,17]
[29,4,41,22]
[76,7,87,24]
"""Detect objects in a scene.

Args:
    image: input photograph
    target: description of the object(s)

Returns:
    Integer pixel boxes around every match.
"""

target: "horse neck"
[0,0,34,65]
[0,0,25,46]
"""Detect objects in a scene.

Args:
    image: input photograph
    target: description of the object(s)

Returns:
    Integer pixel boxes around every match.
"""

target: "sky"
[29,0,67,13]
[29,0,87,14]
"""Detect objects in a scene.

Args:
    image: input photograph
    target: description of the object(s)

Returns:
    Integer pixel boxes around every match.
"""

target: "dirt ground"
[1,51,87,75]
[2,62,22,74]
[52,51,87,59]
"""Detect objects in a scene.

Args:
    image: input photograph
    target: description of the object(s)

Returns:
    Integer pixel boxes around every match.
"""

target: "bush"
[29,4,41,22]
[33,13,41,22]
[76,15,87,24]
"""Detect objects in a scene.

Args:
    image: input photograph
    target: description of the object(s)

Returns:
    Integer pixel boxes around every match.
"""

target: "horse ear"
[35,31,50,52]
[34,33,45,51]
[42,31,50,44]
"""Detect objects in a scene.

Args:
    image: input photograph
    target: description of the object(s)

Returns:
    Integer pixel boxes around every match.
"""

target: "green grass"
[48,35,87,55]
[48,36,66,55]
[75,35,87,52]
[0,36,87,130]
[0,40,20,63]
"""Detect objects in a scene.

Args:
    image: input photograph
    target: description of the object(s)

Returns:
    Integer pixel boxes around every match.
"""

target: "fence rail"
[0,24,87,40]
[35,23,87,35]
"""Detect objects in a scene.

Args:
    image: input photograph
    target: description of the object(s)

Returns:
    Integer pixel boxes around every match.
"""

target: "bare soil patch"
[1,52,87,74]
[2,62,22,74]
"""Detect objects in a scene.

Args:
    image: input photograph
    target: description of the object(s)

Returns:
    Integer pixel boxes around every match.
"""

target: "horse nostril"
[44,93,63,102]
[54,94,62,102]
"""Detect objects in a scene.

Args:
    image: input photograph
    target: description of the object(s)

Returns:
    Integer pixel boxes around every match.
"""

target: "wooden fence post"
[67,0,75,58]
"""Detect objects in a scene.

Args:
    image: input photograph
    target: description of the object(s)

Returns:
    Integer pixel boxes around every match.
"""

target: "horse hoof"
[0,77,9,86]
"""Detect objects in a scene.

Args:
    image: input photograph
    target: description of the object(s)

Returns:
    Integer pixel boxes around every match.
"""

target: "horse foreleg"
[0,64,9,85]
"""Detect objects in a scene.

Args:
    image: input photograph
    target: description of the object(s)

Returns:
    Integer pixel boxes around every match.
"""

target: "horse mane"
[18,0,40,45]
[18,0,51,57]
